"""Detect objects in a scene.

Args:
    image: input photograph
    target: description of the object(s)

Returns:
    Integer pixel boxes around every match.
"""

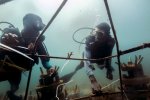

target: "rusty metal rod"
[73,90,150,100]
[27,42,150,61]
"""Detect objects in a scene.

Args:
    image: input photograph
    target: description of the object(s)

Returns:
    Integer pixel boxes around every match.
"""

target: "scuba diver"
[84,22,115,94]
[0,27,23,100]
[0,27,33,100]
[21,13,52,70]
[0,13,53,100]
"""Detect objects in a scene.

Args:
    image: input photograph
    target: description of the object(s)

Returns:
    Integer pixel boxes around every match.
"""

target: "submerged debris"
[119,55,150,100]
[65,84,81,99]
[36,67,65,100]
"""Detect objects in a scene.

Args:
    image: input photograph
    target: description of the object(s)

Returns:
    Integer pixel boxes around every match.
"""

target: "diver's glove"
[47,66,60,82]
[85,35,95,49]
[42,61,60,81]
[50,66,59,76]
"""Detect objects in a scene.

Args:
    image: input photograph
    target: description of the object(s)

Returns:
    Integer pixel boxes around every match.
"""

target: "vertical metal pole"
[34,0,68,52]
[24,68,32,100]
[24,0,68,99]
[103,0,124,99]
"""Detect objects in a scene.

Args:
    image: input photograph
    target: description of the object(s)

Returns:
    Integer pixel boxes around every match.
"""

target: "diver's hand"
[27,43,34,51]
[47,66,59,76]
[47,66,60,82]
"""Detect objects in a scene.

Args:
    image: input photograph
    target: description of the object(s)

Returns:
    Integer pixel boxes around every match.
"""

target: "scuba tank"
[0,26,34,71]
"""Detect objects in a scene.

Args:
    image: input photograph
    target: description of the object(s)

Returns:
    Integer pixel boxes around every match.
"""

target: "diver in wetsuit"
[21,13,52,70]
[0,13,53,100]
[0,27,32,100]
[84,22,115,94]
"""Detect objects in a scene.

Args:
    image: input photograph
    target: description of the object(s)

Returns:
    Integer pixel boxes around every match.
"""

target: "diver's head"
[96,22,110,34]
[23,13,45,31]
[93,22,111,40]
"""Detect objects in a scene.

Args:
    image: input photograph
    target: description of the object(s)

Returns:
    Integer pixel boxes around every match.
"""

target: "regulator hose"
[0,21,15,33]
[0,21,15,28]
[72,27,94,44]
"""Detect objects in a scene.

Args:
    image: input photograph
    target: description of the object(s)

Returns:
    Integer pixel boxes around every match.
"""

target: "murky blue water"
[0,0,150,97]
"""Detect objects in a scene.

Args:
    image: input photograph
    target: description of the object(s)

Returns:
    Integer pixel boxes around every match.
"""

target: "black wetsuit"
[85,35,115,67]
[21,29,51,69]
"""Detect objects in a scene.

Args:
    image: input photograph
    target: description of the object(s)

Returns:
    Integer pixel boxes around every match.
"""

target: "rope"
[72,27,94,44]
[27,41,150,61]
[0,21,15,28]
[101,79,120,90]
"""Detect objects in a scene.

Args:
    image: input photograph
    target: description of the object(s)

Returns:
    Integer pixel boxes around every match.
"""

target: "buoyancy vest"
[85,35,115,65]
